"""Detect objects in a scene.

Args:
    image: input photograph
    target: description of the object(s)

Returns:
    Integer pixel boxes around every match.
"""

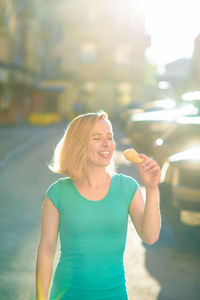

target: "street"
[0,121,199,300]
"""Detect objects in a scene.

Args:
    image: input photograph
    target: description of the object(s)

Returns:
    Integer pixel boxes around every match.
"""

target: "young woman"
[36,111,161,300]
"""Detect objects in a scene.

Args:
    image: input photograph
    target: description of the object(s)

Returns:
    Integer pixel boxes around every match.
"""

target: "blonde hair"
[48,111,116,180]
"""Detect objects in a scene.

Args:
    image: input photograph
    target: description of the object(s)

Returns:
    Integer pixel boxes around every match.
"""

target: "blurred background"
[0,0,200,299]
[0,0,199,124]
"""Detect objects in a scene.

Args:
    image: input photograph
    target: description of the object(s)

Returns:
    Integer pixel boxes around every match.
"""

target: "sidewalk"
[0,122,67,168]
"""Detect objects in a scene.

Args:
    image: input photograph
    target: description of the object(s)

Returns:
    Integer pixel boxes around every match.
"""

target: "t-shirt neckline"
[70,175,116,203]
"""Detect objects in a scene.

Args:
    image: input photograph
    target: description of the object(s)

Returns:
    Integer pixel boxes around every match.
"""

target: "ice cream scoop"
[123,148,144,164]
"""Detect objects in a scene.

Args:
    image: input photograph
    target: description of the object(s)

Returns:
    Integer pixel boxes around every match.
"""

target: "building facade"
[0,0,150,123]
[58,0,150,118]
[0,0,65,124]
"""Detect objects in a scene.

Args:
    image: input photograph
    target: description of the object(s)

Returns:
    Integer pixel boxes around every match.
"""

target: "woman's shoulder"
[113,173,139,184]
[112,173,139,205]
[46,177,72,210]
[47,177,72,192]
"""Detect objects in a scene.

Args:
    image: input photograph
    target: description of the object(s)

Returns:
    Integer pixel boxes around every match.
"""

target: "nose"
[101,137,109,146]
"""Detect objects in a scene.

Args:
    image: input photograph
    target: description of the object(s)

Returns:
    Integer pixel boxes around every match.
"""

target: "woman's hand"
[136,154,161,190]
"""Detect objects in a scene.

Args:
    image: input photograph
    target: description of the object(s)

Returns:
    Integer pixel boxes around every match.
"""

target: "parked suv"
[124,100,200,155]
[153,117,200,167]
[159,146,200,239]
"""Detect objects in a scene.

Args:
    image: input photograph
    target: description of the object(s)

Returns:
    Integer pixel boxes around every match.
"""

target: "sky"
[141,0,200,65]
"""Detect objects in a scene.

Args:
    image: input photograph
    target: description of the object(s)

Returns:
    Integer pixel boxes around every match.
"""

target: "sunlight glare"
[170,146,200,162]
[141,0,200,64]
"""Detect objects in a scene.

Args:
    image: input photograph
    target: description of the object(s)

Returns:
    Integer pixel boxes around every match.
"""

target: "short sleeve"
[46,180,61,210]
[119,174,140,206]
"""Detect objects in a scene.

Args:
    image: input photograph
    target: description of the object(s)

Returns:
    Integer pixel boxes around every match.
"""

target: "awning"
[37,81,66,93]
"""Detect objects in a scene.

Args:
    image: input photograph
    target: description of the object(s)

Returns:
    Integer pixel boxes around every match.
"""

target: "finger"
[138,153,148,160]
[142,158,154,169]
[137,156,159,172]
[147,165,161,174]
[143,157,159,167]
[137,162,147,171]
[137,158,152,170]
[133,154,148,168]
[142,160,160,173]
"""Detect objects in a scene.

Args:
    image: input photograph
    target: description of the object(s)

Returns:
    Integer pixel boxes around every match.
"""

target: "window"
[114,44,131,65]
[80,42,97,63]
[117,82,132,105]
[82,81,95,94]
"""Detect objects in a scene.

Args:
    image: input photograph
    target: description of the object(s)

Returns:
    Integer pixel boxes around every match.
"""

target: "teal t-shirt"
[46,173,139,300]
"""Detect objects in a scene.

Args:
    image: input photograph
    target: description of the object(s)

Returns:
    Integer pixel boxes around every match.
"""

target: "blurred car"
[159,146,200,239]
[119,102,144,128]
[124,99,200,155]
[142,98,176,112]
[28,112,61,125]
[153,116,200,167]
[120,99,176,130]
[124,109,177,154]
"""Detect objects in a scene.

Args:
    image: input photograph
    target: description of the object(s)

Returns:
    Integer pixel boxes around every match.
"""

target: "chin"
[96,161,111,168]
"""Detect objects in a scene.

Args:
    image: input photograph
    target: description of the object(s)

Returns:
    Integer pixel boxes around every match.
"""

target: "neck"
[77,166,111,189]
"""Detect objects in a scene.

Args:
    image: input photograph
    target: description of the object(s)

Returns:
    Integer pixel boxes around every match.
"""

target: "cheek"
[88,143,98,156]
[109,142,115,158]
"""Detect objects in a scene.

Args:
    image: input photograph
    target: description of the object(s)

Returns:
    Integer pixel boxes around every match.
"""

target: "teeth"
[99,152,110,155]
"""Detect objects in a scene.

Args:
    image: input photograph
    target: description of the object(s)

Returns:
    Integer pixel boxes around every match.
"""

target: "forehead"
[91,119,113,134]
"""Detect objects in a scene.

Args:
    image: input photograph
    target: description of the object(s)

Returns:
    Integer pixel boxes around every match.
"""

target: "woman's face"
[87,119,116,168]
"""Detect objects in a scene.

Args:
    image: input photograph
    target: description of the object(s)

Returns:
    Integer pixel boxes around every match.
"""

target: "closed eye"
[93,137,113,140]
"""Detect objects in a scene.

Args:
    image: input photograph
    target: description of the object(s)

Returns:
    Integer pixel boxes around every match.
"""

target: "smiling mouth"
[98,151,111,158]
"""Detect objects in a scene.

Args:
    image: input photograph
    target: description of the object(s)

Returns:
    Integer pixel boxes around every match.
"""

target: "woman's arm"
[129,155,161,245]
[36,196,59,300]
[129,187,161,244]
